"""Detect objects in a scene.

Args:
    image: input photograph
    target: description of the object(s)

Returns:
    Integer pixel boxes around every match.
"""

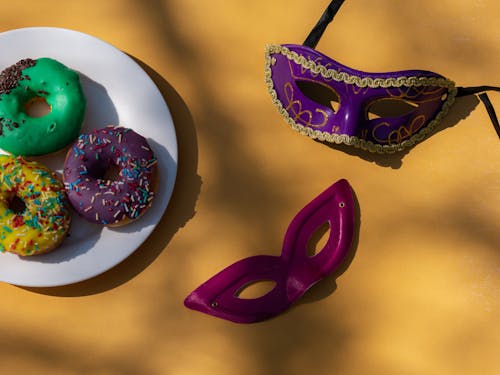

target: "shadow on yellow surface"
[0,1,497,374]
[320,95,480,168]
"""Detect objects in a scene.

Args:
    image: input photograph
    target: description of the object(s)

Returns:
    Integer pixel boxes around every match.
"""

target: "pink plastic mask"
[184,179,356,323]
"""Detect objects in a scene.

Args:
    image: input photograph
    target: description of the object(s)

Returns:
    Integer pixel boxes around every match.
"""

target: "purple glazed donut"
[63,125,157,226]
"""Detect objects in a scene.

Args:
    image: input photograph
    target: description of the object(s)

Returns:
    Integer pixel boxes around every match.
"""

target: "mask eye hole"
[296,80,340,113]
[235,280,277,299]
[366,98,419,120]
[307,221,331,257]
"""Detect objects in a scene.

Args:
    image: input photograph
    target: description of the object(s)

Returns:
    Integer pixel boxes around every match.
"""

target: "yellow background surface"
[0,1,498,374]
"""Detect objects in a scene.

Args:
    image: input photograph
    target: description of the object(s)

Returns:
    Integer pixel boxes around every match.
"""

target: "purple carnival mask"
[185,179,356,323]
[265,0,499,153]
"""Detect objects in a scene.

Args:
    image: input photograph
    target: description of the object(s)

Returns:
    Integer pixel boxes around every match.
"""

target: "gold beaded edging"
[264,44,458,154]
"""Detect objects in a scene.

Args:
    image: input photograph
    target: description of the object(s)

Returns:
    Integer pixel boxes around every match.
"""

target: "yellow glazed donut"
[0,155,71,256]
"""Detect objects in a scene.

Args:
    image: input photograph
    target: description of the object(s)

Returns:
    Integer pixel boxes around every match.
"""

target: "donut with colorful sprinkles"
[0,58,86,156]
[0,155,71,256]
[63,126,157,226]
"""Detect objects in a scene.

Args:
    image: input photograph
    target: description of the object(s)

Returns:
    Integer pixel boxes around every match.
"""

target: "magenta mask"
[185,179,356,323]
[265,0,500,153]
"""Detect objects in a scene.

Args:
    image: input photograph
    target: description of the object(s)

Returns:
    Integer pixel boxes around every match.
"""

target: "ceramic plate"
[0,27,178,287]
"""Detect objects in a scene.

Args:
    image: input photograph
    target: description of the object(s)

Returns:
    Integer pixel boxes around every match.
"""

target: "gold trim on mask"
[264,44,458,154]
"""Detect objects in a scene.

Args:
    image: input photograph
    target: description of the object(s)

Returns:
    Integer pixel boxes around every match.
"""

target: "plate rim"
[0,26,178,287]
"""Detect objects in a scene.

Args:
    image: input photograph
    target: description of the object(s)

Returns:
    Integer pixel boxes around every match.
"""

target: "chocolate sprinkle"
[0,59,36,95]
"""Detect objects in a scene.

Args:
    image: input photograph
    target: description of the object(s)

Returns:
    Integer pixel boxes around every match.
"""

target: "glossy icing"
[0,155,71,256]
[63,126,157,225]
[0,58,86,156]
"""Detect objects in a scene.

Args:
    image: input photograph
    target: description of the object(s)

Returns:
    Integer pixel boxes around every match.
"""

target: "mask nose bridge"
[336,89,366,137]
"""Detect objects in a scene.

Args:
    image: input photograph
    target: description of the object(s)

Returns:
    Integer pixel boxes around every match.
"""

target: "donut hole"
[8,195,26,214]
[102,164,121,182]
[23,97,51,118]
[86,159,121,182]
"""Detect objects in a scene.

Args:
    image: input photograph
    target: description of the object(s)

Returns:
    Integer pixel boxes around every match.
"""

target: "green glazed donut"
[0,58,86,156]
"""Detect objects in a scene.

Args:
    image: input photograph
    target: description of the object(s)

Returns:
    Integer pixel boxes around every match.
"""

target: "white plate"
[0,27,178,287]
